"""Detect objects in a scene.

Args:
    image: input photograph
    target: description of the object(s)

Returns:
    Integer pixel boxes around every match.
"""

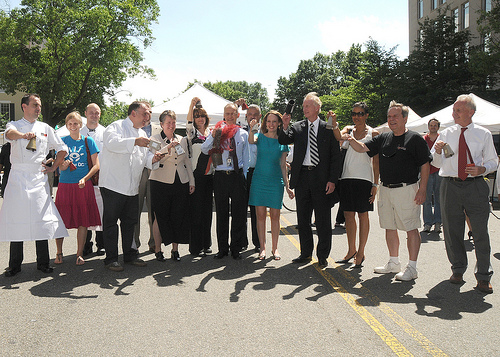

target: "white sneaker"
[395,264,418,281]
[423,224,432,232]
[432,223,442,233]
[374,261,401,274]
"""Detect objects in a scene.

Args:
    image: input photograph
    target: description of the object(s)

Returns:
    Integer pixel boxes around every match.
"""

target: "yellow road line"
[280,215,448,357]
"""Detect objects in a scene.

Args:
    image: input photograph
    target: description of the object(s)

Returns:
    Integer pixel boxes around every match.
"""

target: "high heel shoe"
[351,257,365,269]
[155,251,166,262]
[335,251,357,264]
[171,250,181,261]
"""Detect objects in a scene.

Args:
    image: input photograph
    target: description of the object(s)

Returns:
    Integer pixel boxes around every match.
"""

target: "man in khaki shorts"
[348,101,432,281]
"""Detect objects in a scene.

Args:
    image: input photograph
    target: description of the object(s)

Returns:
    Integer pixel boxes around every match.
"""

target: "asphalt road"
[0,193,499,356]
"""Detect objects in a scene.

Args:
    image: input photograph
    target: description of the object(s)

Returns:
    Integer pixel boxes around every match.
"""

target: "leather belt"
[216,170,235,175]
[301,165,316,171]
[382,181,417,188]
[445,176,482,182]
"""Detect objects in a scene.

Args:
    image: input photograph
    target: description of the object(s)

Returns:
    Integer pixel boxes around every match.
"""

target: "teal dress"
[248,133,289,209]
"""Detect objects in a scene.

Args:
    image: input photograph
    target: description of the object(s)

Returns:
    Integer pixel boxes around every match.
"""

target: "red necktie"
[458,127,468,180]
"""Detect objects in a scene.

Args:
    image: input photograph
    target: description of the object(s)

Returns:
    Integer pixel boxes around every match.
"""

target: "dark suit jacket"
[278,119,341,190]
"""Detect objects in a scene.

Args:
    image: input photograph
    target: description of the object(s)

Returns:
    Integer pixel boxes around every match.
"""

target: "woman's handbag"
[84,137,99,186]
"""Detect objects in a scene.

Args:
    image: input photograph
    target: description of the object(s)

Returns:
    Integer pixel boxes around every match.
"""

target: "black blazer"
[278,119,341,190]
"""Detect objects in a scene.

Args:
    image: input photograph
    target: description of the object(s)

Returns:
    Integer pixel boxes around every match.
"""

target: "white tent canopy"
[374,107,421,133]
[406,93,500,134]
[151,83,246,128]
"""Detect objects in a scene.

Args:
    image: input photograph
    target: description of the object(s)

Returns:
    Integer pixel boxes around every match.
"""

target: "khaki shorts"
[377,183,421,231]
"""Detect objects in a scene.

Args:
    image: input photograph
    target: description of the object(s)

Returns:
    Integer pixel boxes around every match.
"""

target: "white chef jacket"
[0,118,69,241]
[81,124,106,152]
[99,117,158,196]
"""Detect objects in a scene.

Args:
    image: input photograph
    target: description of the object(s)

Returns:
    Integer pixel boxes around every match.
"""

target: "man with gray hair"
[279,92,341,269]
[432,94,498,293]
[348,100,431,281]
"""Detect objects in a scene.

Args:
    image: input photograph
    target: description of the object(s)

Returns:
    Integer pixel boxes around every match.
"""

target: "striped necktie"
[309,123,319,166]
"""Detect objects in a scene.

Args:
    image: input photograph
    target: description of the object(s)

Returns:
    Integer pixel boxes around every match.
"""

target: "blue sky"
[5,0,409,105]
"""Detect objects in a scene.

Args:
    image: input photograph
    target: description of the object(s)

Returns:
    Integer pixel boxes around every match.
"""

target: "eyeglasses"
[351,112,366,117]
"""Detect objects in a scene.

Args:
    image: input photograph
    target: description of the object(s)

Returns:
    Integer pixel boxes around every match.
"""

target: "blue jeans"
[423,172,442,226]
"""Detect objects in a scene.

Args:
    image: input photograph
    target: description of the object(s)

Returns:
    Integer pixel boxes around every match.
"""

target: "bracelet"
[333,123,339,130]
[372,183,379,187]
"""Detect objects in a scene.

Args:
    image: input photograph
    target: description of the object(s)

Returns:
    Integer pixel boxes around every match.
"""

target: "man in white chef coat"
[0,93,69,277]
[99,101,162,272]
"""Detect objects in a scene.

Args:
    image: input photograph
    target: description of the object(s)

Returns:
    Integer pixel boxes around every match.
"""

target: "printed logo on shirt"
[68,146,86,168]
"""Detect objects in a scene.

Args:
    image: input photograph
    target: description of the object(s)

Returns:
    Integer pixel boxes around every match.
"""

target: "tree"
[0,0,159,127]
[395,10,476,116]
[186,80,270,113]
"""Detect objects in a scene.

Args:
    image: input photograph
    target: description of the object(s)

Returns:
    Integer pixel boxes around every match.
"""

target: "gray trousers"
[440,177,493,281]
[133,167,154,249]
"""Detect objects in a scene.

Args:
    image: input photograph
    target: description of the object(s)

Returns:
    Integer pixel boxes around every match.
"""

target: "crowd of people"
[0,92,497,294]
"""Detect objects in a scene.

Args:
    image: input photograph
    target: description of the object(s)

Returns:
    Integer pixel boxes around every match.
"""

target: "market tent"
[374,107,421,133]
[151,83,246,128]
[406,93,500,134]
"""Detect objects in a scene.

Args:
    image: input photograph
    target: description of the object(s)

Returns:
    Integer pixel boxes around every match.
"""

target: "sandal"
[54,253,63,264]
[258,251,266,260]
[271,251,281,260]
[76,256,85,265]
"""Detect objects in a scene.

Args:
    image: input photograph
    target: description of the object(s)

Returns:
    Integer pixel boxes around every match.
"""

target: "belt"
[301,165,316,171]
[382,181,417,188]
[215,170,235,175]
[445,176,482,182]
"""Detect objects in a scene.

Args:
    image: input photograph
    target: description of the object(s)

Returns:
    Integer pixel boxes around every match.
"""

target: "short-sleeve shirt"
[365,130,432,185]
[60,135,99,184]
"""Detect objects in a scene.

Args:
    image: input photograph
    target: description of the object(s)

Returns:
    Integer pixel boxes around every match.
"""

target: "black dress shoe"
[254,246,260,253]
[232,252,242,260]
[203,248,212,254]
[96,248,106,256]
[214,251,229,259]
[37,265,54,274]
[4,267,21,277]
[240,246,248,252]
[318,258,328,269]
[292,255,312,264]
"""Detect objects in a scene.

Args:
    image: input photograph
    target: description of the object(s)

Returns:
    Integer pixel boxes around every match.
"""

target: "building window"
[418,0,424,18]
[432,0,438,10]
[453,8,459,32]
[442,0,446,3]
[484,0,492,11]
[462,2,470,29]
[0,102,14,123]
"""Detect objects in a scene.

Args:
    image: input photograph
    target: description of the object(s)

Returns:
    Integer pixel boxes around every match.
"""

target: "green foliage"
[274,40,398,127]
[187,80,271,113]
[99,99,129,127]
[396,10,479,115]
[0,0,159,127]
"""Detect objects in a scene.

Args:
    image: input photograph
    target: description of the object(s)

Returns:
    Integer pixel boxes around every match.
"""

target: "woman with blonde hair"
[54,111,101,265]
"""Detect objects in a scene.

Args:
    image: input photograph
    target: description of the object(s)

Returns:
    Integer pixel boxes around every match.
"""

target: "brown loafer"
[449,273,464,284]
[475,280,493,294]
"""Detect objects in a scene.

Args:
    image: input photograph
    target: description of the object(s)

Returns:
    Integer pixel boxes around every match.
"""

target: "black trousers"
[213,170,247,255]
[189,172,214,254]
[101,187,139,265]
[295,169,333,260]
[9,240,50,269]
[246,167,259,249]
[84,230,104,251]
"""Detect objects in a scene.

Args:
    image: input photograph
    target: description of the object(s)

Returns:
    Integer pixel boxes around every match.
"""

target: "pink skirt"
[55,181,102,229]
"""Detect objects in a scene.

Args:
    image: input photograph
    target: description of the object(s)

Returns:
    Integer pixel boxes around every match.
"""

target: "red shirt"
[424,134,439,174]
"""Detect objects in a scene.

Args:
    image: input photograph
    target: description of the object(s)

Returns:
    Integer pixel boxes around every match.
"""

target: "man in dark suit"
[278,92,341,269]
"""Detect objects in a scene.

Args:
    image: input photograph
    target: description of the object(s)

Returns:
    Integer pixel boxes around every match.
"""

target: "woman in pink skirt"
[54,112,101,265]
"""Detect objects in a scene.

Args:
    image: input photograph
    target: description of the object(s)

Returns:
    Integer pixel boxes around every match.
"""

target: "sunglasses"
[351,112,366,117]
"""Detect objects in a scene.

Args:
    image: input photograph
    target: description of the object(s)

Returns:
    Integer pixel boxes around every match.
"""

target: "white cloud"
[317,15,409,59]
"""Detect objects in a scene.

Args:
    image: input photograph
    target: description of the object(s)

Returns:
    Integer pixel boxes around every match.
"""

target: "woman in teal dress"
[248,110,294,260]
